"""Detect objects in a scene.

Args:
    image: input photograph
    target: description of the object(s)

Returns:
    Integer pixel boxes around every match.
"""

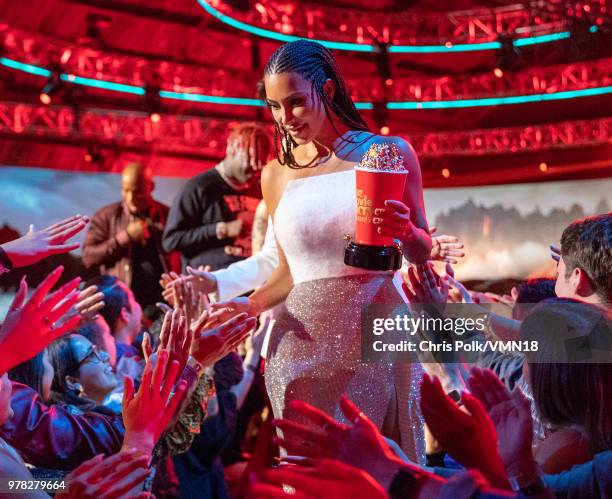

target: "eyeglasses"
[70,345,106,374]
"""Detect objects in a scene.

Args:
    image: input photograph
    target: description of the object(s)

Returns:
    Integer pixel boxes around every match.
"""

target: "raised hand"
[122,349,188,455]
[74,285,106,321]
[159,271,183,306]
[468,367,536,478]
[57,449,149,499]
[190,311,256,369]
[273,396,422,490]
[420,374,510,489]
[253,459,388,499]
[429,227,465,264]
[155,309,193,384]
[402,263,449,306]
[0,266,81,373]
[185,265,218,295]
[1,215,89,268]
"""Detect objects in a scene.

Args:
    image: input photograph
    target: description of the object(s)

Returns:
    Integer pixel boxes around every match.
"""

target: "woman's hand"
[0,266,81,373]
[1,215,89,268]
[420,373,510,490]
[122,349,188,455]
[57,449,149,499]
[253,459,389,499]
[372,200,416,241]
[209,297,259,323]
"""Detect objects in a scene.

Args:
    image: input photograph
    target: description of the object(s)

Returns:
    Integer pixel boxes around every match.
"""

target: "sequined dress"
[266,169,425,462]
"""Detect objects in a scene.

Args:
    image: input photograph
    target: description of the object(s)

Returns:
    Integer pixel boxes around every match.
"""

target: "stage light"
[385,78,394,86]
[539,162,548,172]
[84,152,93,163]
[493,67,504,78]
[39,75,61,105]
[380,126,390,135]
[149,112,161,123]
[442,168,451,178]
[444,41,453,48]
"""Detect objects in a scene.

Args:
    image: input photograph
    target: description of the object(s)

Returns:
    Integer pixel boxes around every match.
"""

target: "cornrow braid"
[264,40,370,169]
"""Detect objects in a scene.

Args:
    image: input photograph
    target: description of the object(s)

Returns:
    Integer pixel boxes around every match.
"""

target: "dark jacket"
[0,382,124,470]
[162,169,246,271]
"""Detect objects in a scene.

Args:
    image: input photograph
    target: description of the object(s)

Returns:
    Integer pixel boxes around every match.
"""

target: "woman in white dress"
[214,40,431,461]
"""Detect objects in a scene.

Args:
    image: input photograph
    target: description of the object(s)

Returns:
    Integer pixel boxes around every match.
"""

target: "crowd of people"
[0,39,610,499]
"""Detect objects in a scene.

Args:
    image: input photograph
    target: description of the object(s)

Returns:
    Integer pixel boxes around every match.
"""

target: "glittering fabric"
[266,274,425,463]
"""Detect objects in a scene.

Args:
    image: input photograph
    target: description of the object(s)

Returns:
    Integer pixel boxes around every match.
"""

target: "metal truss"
[409,118,612,157]
[2,25,610,105]
[1,102,609,158]
[210,0,606,45]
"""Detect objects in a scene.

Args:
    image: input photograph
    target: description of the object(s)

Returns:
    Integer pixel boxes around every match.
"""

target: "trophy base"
[344,242,403,271]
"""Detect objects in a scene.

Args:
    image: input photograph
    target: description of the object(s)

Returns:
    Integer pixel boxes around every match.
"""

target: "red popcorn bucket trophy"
[344,143,408,271]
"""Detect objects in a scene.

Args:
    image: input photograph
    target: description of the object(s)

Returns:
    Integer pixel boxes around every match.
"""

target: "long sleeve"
[82,206,127,268]
[213,218,279,301]
[162,178,222,253]
[0,382,124,470]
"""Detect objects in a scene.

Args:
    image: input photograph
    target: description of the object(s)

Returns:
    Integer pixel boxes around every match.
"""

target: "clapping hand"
[273,396,423,490]
[420,374,510,490]
[1,215,89,268]
[0,266,81,373]
[468,367,536,479]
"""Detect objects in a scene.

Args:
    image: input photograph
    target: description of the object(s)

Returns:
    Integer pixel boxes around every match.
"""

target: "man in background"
[162,123,271,271]
[82,162,178,318]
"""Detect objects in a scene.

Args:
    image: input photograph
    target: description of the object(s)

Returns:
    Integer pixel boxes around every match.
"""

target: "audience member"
[82,163,179,317]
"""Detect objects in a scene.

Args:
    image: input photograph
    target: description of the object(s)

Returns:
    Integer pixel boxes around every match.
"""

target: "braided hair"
[264,40,370,169]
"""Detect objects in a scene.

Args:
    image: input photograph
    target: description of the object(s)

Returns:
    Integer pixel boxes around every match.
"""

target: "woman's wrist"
[400,230,432,264]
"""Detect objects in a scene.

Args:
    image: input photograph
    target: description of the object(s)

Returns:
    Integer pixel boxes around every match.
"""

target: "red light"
[442,168,450,178]
[39,93,51,105]
[385,78,394,86]
[150,112,161,123]
[493,67,504,78]
[584,4,591,12]
[539,162,548,172]
[444,41,453,48]
[84,153,93,163]
[380,126,390,135]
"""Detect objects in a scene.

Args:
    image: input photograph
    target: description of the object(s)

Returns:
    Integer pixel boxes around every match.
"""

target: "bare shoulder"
[261,158,289,214]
